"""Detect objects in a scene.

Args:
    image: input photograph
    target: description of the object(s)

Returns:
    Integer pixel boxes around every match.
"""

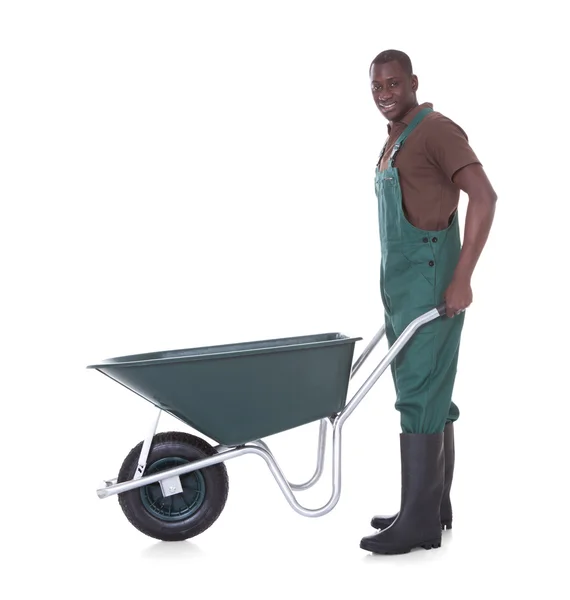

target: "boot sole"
[360,538,441,555]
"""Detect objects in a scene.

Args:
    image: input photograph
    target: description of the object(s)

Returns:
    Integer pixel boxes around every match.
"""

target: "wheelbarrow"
[88,303,449,541]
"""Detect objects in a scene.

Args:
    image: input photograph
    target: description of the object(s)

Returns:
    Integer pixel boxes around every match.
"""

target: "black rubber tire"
[117,431,229,541]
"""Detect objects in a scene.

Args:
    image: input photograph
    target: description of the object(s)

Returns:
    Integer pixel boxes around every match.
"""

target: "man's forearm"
[453,193,497,282]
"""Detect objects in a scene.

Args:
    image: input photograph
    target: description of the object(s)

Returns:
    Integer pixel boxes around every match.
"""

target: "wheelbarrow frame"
[96,304,448,517]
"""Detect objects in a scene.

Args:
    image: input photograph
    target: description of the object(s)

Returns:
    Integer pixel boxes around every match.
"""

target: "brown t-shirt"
[378,102,481,231]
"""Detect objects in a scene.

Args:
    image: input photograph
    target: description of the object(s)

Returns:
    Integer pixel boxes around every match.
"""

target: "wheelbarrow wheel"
[117,431,228,542]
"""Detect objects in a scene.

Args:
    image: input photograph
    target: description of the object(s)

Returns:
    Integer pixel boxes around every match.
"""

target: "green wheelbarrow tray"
[88,332,362,447]
[91,303,450,526]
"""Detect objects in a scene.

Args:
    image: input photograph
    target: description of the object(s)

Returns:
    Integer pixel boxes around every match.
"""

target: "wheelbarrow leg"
[248,419,329,491]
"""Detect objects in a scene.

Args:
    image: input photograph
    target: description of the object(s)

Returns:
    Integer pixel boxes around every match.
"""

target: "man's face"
[370,60,418,122]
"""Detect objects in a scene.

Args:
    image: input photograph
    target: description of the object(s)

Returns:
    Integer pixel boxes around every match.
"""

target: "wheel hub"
[140,457,206,521]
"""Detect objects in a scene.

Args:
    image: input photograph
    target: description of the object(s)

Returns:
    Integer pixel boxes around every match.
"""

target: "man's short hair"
[370,50,413,76]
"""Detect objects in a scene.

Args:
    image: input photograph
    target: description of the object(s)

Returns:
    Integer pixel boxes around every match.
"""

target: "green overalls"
[375,106,465,435]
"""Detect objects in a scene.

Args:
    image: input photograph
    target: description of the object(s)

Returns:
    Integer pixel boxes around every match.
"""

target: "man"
[360,49,497,555]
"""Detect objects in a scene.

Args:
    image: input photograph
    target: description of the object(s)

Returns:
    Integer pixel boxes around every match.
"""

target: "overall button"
[429,260,435,267]
[432,237,438,243]
[422,237,429,243]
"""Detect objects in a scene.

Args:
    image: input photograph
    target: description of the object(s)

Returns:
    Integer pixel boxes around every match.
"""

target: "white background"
[2,1,569,598]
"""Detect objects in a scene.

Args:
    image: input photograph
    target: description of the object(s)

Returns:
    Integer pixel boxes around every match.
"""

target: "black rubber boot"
[360,432,444,555]
[370,422,454,531]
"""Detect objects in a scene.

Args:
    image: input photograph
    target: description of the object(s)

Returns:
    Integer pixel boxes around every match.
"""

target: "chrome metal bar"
[97,436,343,517]
[288,419,327,491]
[251,426,343,517]
[97,446,251,499]
[338,307,441,426]
[134,408,161,479]
[249,419,328,491]
[350,324,386,378]
[212,444,233,453]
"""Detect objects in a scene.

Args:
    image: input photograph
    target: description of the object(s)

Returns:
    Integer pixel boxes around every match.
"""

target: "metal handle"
[350,324,386,378]
[436,302,466,317]
[351,303,447,379]
[340,304,447,424]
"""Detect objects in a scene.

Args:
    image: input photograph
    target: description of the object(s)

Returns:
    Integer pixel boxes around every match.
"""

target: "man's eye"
[390,81,398,87]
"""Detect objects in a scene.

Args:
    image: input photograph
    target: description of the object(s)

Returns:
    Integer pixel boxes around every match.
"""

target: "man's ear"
[411,75,419,92]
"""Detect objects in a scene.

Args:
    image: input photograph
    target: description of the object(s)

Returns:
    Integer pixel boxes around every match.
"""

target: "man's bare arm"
[443,163,497,317]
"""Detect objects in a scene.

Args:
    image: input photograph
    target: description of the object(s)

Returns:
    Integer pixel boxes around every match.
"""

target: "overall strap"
[388,106,433,166]
[378,106,433,166]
